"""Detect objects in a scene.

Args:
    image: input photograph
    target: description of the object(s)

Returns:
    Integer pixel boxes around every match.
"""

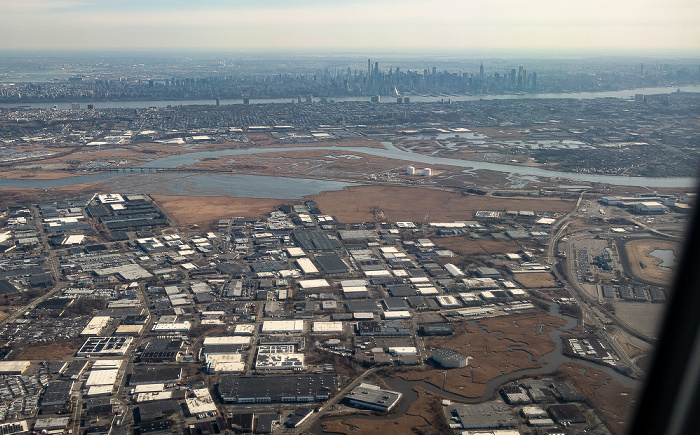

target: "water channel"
[0,140,693,193]
[310,303,640,434]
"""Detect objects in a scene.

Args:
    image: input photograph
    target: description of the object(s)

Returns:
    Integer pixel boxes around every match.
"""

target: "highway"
[547,194,646,379]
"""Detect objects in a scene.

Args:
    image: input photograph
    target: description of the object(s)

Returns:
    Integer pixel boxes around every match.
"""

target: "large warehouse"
[218,374,341,403]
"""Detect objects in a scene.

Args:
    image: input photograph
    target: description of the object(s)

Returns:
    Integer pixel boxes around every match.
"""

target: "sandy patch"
[623,239,679,285]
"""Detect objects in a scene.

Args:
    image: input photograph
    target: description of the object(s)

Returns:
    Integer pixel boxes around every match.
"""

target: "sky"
[2,0,700,54]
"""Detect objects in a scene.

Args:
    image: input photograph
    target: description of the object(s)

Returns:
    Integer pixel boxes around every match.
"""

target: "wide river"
[2,84,700,109]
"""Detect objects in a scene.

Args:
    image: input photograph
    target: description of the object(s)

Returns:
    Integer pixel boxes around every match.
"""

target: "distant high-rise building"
[215,97,220,106]
[432,67,437,76]
[243,98,250,105]
[374,62,379,76]
[480,62,484,80]
[368,59,371,76]
[71,103,80,110]
[531,72,537,91]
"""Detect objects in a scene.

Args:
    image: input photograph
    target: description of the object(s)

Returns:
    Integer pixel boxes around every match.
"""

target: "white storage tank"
[406,165,415,175]
[422,168,432,176]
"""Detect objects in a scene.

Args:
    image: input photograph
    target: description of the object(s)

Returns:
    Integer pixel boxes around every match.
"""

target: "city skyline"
[2,0,700,54]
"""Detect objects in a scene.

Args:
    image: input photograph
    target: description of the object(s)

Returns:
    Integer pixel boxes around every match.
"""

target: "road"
[0,205,66,328]
[546,194,646,378]
[292,366,380,435]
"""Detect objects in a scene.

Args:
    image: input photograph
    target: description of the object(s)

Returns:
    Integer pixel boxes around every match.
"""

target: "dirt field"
[623,239,679,285]
[433,235,526,256]
[320,386,446,435]
[310,186,574,223]
[610,301,665,339]
[615,331,649,359]
[15,338,84,360]
[393,312,565,399]
[513,272,559,288]
[556,362,636,435]
[151,195,285,227]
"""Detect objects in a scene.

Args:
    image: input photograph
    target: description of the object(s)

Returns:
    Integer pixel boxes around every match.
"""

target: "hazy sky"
[3,0,700,54]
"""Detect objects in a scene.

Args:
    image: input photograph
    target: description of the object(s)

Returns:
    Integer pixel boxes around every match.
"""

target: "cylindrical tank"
[423,168,432,176]
[407,166,415,175]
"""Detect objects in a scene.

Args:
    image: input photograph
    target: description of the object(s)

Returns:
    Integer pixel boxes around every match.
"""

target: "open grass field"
[622,238,679,285]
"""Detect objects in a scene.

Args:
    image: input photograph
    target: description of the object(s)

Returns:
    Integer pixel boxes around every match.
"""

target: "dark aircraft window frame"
[628,177,700,435]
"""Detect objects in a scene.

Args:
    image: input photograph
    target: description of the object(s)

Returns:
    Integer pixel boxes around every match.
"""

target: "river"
[0,141,695,193]
[2,84,700,110]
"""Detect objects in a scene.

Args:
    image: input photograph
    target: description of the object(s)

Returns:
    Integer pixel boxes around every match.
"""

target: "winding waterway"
[0,141,694,193]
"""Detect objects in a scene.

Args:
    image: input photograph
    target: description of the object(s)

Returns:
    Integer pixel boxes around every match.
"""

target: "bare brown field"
[557,362,635,435]
[623,239,679,285]
[320,386,446,435]
[152,195,284,227]
[0,170,87,180]
[433,235,525,256]
[513,272,560,288]
[310,186,574,223]
[615,332,648,359]
[16,338,84,360]
[393,312,565,398]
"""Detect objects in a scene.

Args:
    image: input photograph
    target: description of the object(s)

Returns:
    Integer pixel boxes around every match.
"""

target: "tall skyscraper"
[368,59,371,77]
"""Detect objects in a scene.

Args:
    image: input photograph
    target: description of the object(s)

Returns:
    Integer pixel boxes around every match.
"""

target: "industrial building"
[261,320,305,334]
[314,254,349,274]
[451,402,518,429]
[344,383,402,412]
[129,365,182,386]
[432,348,469,368]
[218,374,340,403]
[312,322,344,334]
[76,336,133,357]
[634,201,666,214]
